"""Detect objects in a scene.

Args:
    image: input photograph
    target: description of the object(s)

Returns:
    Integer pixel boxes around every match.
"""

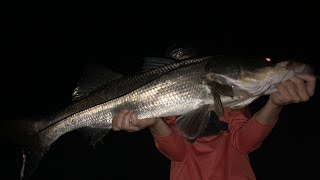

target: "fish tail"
[19,135,50,180]
[4,116,56,180]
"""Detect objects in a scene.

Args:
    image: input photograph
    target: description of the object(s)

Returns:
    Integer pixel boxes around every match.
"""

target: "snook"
[15,55,313,180]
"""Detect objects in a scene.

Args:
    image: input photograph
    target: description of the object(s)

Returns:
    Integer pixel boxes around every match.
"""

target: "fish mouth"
[283,61,303,71]
[277,60,313,75]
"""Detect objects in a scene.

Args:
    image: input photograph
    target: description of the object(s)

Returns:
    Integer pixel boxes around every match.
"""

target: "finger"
[121,110,134,128]
[129,112,140,126]
[274,82,294,103]
[271,92,288,105]
[281,80,301,103]
[130,113,157,129]
[128,112,143,131]
[122,110,141,131]
[290,76,310,101]
[112,110,128,131]
[296,75,316,97]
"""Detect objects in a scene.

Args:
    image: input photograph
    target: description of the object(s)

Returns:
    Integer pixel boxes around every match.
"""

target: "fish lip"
[276,60,303,71]
[284,61,301,70]
[281,60,313,75]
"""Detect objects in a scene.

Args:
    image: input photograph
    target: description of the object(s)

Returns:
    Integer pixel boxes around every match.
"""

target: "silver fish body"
[42,57,268,144]
[18,55,313,180]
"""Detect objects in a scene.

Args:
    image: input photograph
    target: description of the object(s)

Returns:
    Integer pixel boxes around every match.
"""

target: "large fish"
[11,55,313,180]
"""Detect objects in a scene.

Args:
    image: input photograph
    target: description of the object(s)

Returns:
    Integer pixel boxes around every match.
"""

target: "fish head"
[205,56,313,96]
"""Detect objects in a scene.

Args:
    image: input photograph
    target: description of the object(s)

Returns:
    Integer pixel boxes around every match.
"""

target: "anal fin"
[77,127,111,146]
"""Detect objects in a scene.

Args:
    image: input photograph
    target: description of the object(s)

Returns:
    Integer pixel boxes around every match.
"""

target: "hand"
[269,74,316,106]
[255,74,316,125]
[112,110,159,132]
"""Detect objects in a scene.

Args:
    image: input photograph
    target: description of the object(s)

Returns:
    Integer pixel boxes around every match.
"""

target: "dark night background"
[2,4,320,180]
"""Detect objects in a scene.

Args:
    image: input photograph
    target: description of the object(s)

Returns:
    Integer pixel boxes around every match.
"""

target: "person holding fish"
[14,43,318,180]
[112,45,317,180]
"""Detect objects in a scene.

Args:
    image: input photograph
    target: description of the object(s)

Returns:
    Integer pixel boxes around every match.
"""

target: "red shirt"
[152,108,278,180]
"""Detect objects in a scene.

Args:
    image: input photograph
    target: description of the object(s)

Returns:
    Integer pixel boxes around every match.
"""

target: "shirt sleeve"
[151,116,188,162]
[226,108,278,153]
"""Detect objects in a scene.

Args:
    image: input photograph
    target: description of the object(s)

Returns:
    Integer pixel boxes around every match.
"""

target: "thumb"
[129,113,146,127]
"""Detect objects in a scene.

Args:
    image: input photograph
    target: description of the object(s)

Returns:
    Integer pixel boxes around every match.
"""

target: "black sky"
[2,6,320,180]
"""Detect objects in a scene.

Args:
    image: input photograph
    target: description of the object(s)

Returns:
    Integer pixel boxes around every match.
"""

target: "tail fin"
[19,136,50,180]
[4,116,55,180]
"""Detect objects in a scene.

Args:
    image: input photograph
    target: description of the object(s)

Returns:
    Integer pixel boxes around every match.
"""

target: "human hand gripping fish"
[112,110,171,136]
[254,74,316,125]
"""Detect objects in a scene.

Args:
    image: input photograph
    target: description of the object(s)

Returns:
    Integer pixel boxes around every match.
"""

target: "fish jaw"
[262,61,313,95]
[206,60,313,97]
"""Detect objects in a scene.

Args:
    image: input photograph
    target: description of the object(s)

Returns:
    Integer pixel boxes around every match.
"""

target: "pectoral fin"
[212,90,224,116]
[214,83,234,97]
[174,105,211,141]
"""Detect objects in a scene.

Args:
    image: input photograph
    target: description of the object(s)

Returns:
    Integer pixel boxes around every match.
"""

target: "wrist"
[255,98,283,125]
[149,118,172,136]
[149,117,164,128]
[266,98,284,111]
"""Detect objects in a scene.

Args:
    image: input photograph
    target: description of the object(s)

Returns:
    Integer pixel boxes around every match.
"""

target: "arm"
[230,75,316,153]
[112,111,188,162]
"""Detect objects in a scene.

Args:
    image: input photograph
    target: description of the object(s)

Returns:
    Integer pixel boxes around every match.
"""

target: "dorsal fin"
[72,64,123,101]
[140,57,178,72]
